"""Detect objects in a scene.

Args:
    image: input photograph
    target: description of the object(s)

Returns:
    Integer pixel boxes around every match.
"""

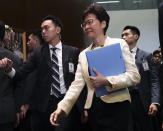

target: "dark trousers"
[152,110,162,131]
[129,91,154,131]
[79,121,92,131]
[88,95,130,131]
[0,122,14,131]
[31,95,81,131]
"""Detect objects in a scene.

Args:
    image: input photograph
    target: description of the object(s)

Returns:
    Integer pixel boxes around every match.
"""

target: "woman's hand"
[90,68,112,88]
[50,108,66,126]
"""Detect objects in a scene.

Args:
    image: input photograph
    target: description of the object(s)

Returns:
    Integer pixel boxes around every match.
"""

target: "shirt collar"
[131,46,137,53]
[49,41,62,50]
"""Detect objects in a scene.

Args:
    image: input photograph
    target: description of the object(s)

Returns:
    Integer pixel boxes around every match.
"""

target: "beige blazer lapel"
[80,47,90,80]
[80,45,96,109]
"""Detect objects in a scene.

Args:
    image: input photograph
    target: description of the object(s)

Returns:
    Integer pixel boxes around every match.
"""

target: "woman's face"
[82,13,105,40]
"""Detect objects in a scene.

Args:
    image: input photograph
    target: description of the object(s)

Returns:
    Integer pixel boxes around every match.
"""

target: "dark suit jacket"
[132,48,160,112]
[159,2,163,55]
[22,70,38,109]
[159,2,163,120]
[0,47,22,124]
[14,43,80,112]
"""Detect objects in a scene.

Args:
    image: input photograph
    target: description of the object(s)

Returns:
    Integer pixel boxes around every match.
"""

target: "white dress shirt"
[49,42,66,94]
[130,46,137,58]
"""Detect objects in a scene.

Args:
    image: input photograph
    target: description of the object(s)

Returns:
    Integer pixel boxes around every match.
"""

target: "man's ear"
[134,34,139,40]
[56,26,61,34]
[101,21,106,29]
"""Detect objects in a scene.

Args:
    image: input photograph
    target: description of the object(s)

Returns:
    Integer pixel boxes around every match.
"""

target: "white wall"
[107,9,159,53]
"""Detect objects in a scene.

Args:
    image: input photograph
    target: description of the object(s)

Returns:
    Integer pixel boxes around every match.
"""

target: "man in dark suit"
[0,15,80,131]
[13,30,44,131]
[122,25,160,131]
[159,3,163,130]
[21,30,43,113]
[0,21,22,131]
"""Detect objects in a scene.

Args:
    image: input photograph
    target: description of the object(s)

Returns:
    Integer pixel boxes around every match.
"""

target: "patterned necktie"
[50,47,61,97]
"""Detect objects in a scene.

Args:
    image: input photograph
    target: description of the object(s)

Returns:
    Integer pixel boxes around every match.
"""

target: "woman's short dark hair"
[82,3,110,35]
[42,15,63,32]
[0,21,5,41]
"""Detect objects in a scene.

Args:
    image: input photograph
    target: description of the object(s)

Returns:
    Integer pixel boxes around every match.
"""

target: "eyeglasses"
[81,19,94,28]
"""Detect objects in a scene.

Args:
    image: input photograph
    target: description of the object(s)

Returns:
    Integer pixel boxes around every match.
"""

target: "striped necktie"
[50,47,61,97]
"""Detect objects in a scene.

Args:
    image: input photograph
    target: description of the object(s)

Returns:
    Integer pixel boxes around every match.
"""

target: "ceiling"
[93,0,162,10]
[0,0,92,48]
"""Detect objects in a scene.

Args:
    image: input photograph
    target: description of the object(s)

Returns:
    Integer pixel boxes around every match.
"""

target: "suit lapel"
[42,44,51,67]
[82,47,91,79]
[62,44,69,81]
[135,48,144,70]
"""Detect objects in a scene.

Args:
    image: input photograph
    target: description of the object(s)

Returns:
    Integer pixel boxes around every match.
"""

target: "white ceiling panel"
[94,0,160,10]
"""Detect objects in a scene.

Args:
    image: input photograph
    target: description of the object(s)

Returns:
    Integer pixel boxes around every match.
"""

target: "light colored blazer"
[58,36,140,115]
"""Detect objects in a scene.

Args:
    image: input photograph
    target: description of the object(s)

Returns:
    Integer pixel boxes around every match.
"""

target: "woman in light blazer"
[50,3,140,131]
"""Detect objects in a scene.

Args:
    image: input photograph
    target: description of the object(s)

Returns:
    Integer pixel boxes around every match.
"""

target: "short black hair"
[123,25,140,37]
[42,15,63,32]
[30,30,44,44]
[0,21,5,41]
[82,3,110,35]
[153,50,160,56]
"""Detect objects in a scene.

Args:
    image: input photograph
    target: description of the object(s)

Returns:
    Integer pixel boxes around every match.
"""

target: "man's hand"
[90,68,111,88]
[81,110,88,124]
[50,108,65,126]
[20,104,29,119]
[0,58,13,73]
[14,113,21,128]
[148,104,158,116]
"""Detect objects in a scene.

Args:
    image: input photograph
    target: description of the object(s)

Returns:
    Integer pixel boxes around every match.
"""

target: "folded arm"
[106,41,141,92]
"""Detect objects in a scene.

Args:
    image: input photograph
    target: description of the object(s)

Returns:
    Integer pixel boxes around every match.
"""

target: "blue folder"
[85,43,126,97]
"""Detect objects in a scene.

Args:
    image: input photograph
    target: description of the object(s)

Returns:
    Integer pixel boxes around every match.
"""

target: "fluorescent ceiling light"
[133,0,142,4]
[96,1,120,4]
